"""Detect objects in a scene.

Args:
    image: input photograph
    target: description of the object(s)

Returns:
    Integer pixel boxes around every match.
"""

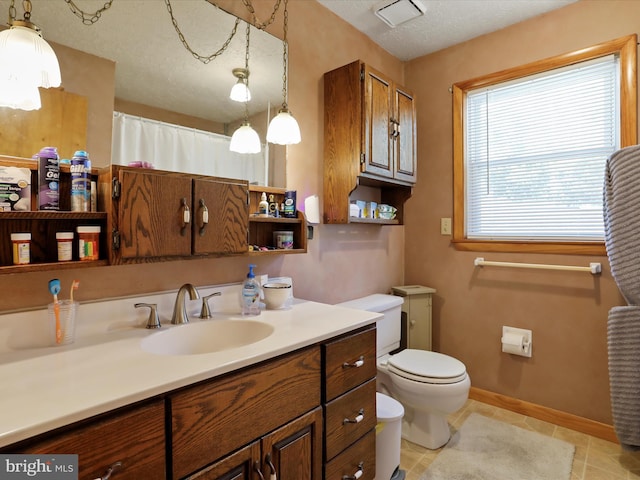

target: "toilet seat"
[387,349,467,384]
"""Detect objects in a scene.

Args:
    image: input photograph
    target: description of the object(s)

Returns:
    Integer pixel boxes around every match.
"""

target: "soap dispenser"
[241,264,262,316]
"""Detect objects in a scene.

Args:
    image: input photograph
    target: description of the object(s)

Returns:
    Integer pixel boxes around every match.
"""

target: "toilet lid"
[388,349,467,384]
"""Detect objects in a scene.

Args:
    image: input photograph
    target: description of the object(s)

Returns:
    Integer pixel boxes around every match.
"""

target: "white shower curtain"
[111,112,266,184]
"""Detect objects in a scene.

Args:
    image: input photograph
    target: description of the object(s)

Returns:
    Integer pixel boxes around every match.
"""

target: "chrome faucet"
[172,283,200,324]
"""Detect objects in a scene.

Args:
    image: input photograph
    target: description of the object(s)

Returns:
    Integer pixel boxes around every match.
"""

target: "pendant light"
[266,0,301,145]
[230,22,261,154]
[0,0,61,110]
[230,68,251,102]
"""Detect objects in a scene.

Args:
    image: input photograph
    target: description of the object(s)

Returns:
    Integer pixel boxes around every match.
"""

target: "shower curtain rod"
[474,257,602,275]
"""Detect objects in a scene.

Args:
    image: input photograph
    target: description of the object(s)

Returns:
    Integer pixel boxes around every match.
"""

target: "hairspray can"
[70,150,90,212]
[37,146,59,211]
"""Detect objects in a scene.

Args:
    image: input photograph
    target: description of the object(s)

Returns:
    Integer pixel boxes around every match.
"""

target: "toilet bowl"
[338,294,470,450]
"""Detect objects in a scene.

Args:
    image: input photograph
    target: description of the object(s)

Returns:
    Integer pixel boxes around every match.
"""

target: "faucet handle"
[135,303,161,329]
[199,292,222,319]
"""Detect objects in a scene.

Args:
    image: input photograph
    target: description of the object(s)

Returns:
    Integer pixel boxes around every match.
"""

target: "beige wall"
[2,0,629,427]
[403,0,637,425]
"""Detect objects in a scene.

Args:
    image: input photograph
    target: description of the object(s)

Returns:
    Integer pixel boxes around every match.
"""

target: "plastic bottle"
[258,192,269,216]
[70,150,90,212]
[241,264,262,316]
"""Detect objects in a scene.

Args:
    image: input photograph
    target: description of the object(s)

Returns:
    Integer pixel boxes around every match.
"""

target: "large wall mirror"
[0,0,286,187]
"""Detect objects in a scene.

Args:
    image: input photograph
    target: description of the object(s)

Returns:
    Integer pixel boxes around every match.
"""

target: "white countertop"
[0,286,381,447]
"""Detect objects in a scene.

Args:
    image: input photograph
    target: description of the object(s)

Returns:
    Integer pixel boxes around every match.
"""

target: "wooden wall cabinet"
[99,165,249,264]
[324,60,416,225]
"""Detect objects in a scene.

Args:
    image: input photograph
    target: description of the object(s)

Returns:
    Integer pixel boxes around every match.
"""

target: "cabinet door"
[118,169,192,259]
[362,65,393,178]
[186,441,260,480]
[193,177,248,255]
[261,407,323,480]
[394,85,417,183]
[14,400,165,480]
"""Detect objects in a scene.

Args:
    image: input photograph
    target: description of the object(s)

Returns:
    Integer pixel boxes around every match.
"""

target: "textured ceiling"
[316,0,578,61]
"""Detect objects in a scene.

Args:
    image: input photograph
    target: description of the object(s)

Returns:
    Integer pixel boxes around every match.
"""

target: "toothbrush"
[48,279,62,344]
[69,280,80,303]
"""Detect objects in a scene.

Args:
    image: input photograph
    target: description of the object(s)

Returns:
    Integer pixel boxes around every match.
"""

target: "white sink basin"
[140,319,274,355]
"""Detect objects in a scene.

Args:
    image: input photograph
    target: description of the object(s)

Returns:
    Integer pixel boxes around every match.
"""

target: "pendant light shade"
[0,0,61,110]
[230,122,261,154]
[266,0,300,145]
[266,108,301,145]
[229,68,251,102]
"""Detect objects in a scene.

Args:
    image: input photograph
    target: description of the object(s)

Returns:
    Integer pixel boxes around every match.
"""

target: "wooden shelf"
[0,259,108,274]
[249,248,307,256]
[0,211,107,220]
[348,216,400,225]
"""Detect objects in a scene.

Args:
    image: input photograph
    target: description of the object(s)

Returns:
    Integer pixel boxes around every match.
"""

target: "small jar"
[11,233,31,265]
[56,232,74,262]
[77,226,100,261]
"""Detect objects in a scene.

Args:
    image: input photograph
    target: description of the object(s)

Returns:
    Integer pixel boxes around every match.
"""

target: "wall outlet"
[440,218,452,235]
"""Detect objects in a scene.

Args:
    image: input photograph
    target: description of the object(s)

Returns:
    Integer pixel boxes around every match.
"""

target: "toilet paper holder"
[501,326,532,357]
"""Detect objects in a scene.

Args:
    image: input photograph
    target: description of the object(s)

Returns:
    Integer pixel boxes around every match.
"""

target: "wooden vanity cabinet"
[171,346,322,479]
[2,400,165,480]
[323,60,416,225]
[322,326,377,480]
[100,165,248,263]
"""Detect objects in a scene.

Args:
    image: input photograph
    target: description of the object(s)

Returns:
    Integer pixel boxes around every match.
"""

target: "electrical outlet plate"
[440,218,452,235]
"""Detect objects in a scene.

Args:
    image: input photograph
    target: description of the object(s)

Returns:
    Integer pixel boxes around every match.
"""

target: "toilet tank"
[337,294,403,356]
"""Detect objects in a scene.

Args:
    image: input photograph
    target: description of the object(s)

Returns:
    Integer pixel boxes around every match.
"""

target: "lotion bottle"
[258,192,269,216]
[241,264,261,316]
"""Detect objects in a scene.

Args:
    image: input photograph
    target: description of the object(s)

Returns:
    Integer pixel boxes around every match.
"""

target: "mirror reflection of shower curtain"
[112,112,266,185]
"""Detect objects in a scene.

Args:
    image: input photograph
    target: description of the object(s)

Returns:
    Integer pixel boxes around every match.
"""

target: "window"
[452,35,637,255]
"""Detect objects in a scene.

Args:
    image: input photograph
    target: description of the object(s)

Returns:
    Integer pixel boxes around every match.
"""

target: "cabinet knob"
[180,198,190,236]
[342,462,364,480]
[198,198,209,236]
[342,356,364,368]
[343,408,364,424]
[254,461,265,480]
[93,461,122,480]
[266,453,277,480]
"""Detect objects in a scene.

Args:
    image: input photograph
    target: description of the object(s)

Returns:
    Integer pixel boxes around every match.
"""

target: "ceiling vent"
[373,0,427,28]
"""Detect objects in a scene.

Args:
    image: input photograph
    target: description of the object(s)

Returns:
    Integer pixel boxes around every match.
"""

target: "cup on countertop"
[47,300,78,346]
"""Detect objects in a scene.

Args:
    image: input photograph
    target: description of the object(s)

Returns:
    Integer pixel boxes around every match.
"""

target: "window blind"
[465,54,619,241]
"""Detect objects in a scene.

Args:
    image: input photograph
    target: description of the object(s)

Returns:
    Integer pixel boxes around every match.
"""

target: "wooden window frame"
[452,34,637,255]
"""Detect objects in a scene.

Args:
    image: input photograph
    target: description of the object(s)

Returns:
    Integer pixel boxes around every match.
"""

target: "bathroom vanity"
[0,294,380,480]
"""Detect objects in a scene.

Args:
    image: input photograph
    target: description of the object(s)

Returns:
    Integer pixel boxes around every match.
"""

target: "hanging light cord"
[63,0,114,25]
[164,0,240,64]
[7,0,34,25]
[280,0,289,109]
[241,0,281,30]
[243,22,251,120]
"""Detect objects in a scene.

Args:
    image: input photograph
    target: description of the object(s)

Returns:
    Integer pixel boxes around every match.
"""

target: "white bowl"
[263,282,292,310]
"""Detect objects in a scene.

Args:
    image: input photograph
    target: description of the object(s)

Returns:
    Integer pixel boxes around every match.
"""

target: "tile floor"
[399,399,640,480]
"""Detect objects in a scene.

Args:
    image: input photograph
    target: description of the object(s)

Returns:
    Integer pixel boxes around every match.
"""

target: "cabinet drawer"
[324,326,376,401]
[171,346,321,479]
[324,428,375,480]
[325,378,376,460]
[9,400,165,480]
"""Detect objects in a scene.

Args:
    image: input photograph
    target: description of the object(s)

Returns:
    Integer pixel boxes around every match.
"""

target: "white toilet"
[339,294,471,450]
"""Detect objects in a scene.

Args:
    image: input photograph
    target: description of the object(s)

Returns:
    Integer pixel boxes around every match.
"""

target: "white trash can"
[375,392,405,480]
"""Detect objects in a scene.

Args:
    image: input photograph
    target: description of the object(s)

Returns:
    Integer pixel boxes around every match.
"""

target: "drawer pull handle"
[266,453,277,480]
[342,462,364,480]
[254,460,265,480]
[343,408,364,424]
[93,461,122,480]
[343,356,364,368]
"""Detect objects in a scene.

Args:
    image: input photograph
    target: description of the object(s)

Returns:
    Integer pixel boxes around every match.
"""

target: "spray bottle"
[241,264,262,316]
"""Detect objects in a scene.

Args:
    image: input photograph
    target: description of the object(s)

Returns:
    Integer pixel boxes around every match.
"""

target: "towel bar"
[474,257,602,275]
